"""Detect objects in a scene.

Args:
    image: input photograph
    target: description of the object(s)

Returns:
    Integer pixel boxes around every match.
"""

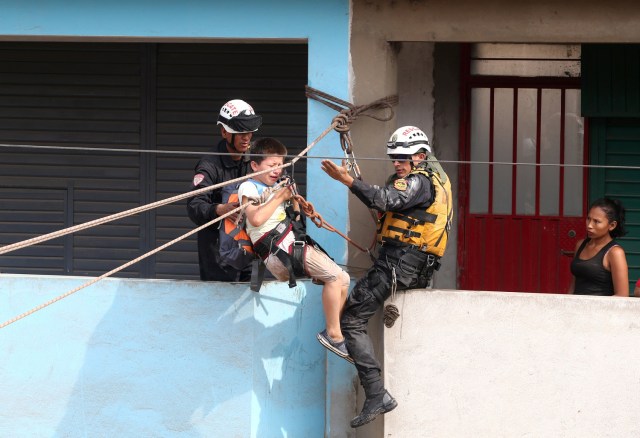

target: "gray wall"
[349,0,640,287]
[385,290,640,437]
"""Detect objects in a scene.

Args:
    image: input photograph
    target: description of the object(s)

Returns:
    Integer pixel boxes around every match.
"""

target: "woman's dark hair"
[589,197,627,238]
[250,137,287,164]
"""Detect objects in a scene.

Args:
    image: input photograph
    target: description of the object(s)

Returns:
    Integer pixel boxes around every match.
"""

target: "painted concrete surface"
[0,0,351,267]
[0,274,356,437]
[384,290,640,437]
[348,0,640,287]
[0,0,348,40]
[353,0,640,43]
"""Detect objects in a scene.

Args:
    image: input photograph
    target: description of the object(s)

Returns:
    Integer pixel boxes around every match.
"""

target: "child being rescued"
[237,137,352,361]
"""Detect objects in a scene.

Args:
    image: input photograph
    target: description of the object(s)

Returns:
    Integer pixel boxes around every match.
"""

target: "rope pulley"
[305,86,398,182]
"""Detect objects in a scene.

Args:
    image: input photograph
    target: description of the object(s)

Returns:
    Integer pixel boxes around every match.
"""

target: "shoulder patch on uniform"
[393,178,408,191]
[193,173,205,186]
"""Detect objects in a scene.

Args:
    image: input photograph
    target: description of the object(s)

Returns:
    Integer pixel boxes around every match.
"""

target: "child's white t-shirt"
[237,179,291,247]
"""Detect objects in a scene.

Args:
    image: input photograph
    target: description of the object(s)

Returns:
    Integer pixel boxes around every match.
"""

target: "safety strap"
[383,251,440,328]
[390,209,437,225]
[250,258,267,292]
[291,241,307,276]
[252,218,309,289]
[273,248,299,289]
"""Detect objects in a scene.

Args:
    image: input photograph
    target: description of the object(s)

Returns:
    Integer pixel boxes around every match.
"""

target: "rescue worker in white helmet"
[320,125,453,428]
[187,99,262,281]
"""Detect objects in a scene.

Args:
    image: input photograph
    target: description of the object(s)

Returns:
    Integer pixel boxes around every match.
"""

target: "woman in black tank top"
[568,198,629,296]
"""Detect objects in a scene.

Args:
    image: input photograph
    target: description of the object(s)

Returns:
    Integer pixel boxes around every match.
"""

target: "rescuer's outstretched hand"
[321,159,354,188]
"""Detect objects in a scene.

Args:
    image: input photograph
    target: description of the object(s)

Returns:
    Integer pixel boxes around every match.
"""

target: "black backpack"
[218,183,256,271]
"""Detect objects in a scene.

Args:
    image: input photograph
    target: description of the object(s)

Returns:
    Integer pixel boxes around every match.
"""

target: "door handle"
[560,250,574,257]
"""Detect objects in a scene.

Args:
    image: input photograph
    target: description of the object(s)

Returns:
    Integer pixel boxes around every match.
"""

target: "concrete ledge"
[385,290,640,437]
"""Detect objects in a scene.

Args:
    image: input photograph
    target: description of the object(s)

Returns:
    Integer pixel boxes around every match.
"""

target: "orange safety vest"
[377,162,453,257]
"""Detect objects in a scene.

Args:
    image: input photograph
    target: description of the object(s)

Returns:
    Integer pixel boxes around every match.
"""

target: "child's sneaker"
[316,329,354,364]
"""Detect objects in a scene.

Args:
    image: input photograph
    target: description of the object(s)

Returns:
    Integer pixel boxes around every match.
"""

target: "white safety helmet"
[386,126,432,156]
[217,99,263,134]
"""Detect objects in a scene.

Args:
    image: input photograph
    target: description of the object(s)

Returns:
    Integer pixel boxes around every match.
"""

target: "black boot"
[351,378,398,427]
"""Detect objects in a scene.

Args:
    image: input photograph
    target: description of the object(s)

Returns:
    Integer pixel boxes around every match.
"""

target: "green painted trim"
[588,118,606,202]
[582,44,640,118]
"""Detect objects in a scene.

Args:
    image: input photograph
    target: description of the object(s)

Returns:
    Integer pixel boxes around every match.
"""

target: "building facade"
[350,0,640,294]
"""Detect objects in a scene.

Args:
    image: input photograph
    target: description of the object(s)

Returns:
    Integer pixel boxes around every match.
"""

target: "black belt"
[382,245,440,289]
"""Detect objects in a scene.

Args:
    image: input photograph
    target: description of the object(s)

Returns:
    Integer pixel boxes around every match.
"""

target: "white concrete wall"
[384,290,640,437]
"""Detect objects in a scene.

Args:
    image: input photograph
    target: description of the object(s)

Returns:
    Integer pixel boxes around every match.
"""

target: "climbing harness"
[250,175,375,293]
[0,88,399,329]
[382,251,441,329]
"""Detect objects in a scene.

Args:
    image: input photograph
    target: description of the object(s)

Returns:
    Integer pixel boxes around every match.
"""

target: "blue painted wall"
[0,0,351,265]
[0,274,355,437]
[0,4,354,433]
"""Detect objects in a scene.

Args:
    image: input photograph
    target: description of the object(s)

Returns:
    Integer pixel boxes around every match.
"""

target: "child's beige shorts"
[265,245,350,287]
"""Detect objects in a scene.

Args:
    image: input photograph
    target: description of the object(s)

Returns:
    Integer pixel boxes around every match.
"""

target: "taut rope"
[306,86,398,180]
[0,88,398,329]
[294,194,373,257]
[0,202,251,329]
[0,166,286,256]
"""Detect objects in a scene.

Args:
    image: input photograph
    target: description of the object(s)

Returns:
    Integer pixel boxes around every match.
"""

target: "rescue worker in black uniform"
[321,126,453,428]
[187,99,262,281]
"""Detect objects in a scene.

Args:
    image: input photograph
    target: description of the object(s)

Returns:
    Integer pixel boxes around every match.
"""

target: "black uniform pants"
[341,245,435,394]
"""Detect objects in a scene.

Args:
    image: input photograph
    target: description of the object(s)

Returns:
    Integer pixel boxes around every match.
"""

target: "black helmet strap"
[227,133,243,154]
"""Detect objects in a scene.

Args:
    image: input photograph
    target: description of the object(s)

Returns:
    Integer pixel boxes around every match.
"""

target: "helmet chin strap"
[228,133,240,152]
[226,132,244,154]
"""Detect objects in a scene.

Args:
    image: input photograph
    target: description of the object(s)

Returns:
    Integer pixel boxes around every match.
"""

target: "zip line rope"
[0,170,301,330]
[0,179,325,330]
[0,202,252,330]
[0,93,344,257]
[3,85,639,327]
[4,142,640,170]
[0,87,398,329]
[0,162,292,256]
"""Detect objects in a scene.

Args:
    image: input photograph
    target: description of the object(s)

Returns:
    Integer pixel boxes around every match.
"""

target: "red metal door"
[458,68,587,293]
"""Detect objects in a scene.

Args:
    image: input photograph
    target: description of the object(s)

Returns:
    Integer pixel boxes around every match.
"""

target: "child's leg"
[305,247,351,341]
[322,278,345,341]
[264,254,292,281]
[341,283,349,313]
[326,280,350,340]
